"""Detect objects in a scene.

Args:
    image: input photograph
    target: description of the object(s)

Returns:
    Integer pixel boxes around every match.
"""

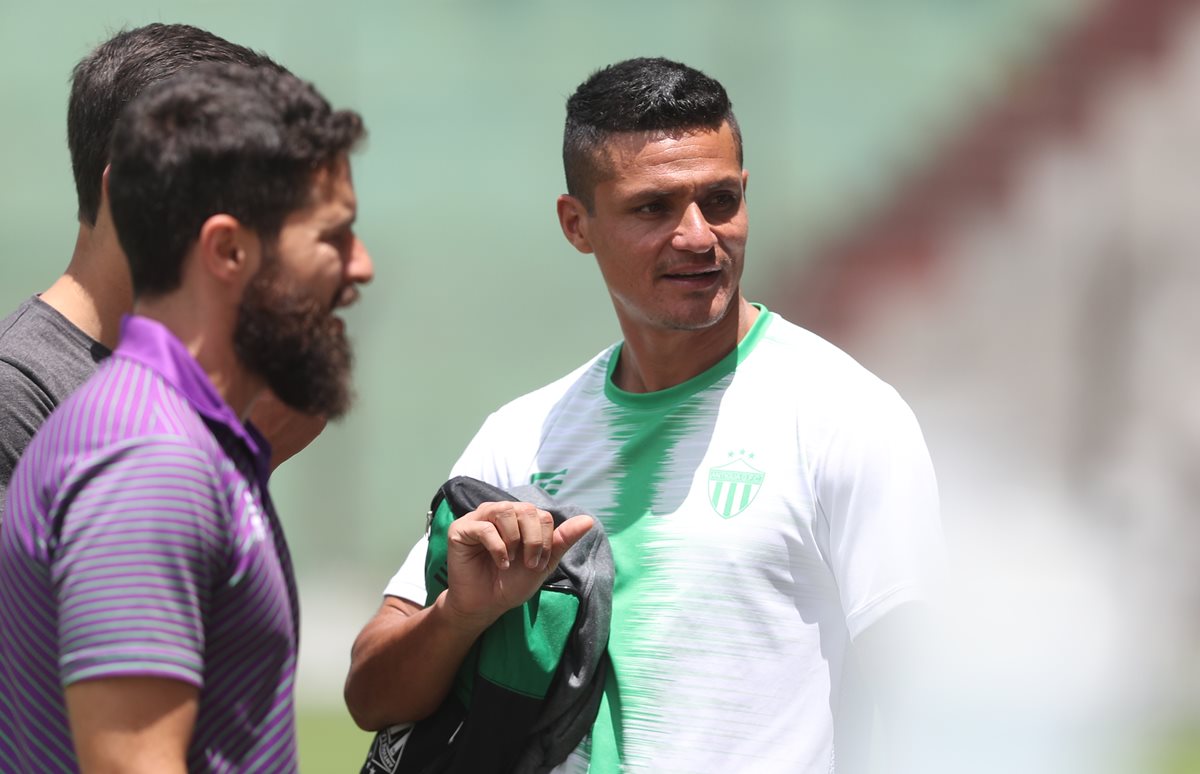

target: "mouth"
[327,287,357,335]
[332,284,360,312]
[660,265,722,287]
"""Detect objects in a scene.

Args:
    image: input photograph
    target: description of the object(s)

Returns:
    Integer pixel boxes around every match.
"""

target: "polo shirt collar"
[115,314,272,480]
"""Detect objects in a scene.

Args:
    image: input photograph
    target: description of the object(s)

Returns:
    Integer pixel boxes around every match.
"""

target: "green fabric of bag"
[424,485,581,703]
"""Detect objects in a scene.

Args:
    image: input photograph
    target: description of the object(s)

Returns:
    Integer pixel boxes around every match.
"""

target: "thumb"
[545,514,594,569]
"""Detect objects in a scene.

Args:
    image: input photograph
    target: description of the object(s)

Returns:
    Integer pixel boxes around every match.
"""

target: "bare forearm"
[344,593,493,730]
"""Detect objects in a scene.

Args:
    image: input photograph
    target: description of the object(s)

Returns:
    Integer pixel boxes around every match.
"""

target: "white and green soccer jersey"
[386,307,942,773]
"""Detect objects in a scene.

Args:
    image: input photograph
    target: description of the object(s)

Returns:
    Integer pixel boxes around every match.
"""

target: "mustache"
[334,283,360,310]
[659,251,723,274]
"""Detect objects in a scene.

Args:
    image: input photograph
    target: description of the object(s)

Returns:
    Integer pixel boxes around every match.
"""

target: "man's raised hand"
[441,501,593,628]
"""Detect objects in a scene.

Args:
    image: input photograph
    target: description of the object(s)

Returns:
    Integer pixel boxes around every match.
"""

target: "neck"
[135,293,262,421]
[613,297,758,393]
[40,219,133,350]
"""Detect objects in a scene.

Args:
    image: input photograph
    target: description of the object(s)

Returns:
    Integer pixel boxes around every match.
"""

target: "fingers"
[546,514,594,570]
[489,503,522,561]
[454,501,555,570]
[449,519,512,568]
[517,505,554,570]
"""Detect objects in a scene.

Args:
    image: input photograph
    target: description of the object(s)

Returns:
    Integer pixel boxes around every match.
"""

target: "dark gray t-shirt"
[0,296,110,517]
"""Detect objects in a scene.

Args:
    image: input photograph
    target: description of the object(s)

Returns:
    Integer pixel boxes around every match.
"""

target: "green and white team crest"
[707,451,765,519]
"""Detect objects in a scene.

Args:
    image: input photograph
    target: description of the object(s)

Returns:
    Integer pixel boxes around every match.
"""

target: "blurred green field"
[298,707,373,773]
[1153,723,1200,774]
[295,708,1200,773]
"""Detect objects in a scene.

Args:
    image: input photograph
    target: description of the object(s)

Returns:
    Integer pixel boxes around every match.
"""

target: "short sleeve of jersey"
[816,384,943,640]
[0,360,52,514]
[382,537,429,604]
[447,410,516,487]
[52,437,227,687]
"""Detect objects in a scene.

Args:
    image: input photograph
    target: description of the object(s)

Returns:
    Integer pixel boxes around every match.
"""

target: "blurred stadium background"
[1,0,1197,770]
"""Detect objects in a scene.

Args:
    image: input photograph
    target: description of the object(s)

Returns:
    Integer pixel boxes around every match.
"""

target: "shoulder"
[0,358,54,494]
[66,434,226,495]
[0,296,37,341]
[753,312,909,412]
[449,347,615,482]
[481,346,614,432]
[28,355,219,472]
[0,297,106,405]
[0,299,45,385]
[741,313,931,480]
[9,425,229,547]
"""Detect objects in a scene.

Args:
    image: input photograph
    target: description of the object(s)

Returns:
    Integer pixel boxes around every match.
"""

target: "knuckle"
[478,501,508,516]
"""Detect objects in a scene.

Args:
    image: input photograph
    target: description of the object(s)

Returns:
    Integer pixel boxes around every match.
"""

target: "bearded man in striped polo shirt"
[0,23,329,524]
[0,63,372,772]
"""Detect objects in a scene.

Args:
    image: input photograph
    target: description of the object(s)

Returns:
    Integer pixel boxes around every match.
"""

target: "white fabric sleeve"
[447,410,510,483]
[817,384,944,641]
[382,536,430,604]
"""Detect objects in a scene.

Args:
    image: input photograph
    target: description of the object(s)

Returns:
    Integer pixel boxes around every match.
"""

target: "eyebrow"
[625,177,744,200]
[321,215,356,236]
[704,176,744,191]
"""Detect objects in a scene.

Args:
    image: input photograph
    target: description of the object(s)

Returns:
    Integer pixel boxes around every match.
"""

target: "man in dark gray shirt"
[0,24,327,517]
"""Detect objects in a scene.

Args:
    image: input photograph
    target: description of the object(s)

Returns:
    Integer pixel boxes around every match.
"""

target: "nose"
[671,203,718,253]
[346,236,374,285]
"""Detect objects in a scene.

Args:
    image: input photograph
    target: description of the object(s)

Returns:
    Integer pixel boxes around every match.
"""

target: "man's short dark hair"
[68,23,280,226]
[563,57,743,210]
[107,63,366,297]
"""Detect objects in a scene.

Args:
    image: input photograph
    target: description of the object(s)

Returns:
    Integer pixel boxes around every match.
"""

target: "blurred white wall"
[803,6,1200,770]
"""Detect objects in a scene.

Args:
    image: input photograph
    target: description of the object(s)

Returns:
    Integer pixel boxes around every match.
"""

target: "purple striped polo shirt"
[0,315,299,773]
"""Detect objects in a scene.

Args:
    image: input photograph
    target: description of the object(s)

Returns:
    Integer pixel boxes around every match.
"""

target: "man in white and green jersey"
[346,57,942,773]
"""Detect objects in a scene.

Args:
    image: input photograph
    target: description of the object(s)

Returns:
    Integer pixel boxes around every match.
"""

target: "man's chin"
[235,287,355,419]
[251,339,355,420]
[657,300,736,332]
[268,375,353,421]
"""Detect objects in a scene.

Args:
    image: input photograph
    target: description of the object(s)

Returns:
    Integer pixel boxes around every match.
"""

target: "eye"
[324,228,354,251]
[700,192,740,222]
[708,192,739,210]
[633,201,667,216]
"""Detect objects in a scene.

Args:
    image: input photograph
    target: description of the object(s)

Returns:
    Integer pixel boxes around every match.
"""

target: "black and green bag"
[362,476,613,774]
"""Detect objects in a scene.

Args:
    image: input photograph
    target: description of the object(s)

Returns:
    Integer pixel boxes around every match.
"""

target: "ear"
[556,194,594,254]
[95,165,116,230]
[742,169,749,197]
[100,164,111,203]
[196,214,258,287]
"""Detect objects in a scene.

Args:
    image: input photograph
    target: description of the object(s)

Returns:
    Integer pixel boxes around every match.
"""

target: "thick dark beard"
[234,265,354,420]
